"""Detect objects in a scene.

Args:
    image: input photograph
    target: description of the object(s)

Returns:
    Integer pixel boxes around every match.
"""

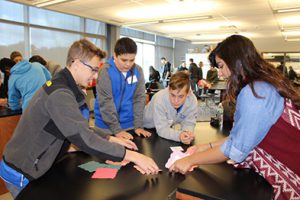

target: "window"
[0,0,24,22]
[85,19,106,35]
[143,44,155,81]
[87,37,103,49]
[29,7,81,31]
[135,42,155,81]
[0,23,25,58]
[30,28,80,67]
[0,1,106,68]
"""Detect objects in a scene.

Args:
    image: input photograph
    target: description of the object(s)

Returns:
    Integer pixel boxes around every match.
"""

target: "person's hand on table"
[134,128,151,137]
[124,150,160,175]
[179,131,194,144]
[105,160,130,166]
[116,131,133,140]
[108,135,138,150]
[186,143,210,155]
[169,156,195,174]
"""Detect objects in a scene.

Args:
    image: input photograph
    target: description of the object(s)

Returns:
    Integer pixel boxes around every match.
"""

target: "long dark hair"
[213,35,300,108]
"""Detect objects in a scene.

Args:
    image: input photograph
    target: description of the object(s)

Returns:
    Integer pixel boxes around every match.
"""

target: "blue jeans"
[4,181,23,199]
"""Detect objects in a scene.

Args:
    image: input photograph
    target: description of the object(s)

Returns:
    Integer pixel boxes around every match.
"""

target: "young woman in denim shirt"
[169,35,300,200]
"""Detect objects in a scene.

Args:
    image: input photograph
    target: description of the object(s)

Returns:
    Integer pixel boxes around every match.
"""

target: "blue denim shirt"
[220,81,284,162]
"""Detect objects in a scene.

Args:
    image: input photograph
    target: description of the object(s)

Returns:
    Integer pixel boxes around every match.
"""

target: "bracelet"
[209,142,213,149]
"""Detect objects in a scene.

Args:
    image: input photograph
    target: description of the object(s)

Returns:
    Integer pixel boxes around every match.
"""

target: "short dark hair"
[29,55,47,66]
[10,51,22,61]
[0,58,15,73]
[169,71,190,93]
[114,37,137,56]
[161,57,166,60]
[189,58,194,63]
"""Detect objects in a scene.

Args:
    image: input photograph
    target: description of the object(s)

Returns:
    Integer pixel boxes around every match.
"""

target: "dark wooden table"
[0,106,22,195]
[0,106,21,118]
[15,123,273,200]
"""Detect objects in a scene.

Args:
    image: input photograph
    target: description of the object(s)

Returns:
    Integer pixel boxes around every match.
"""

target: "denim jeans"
[4,181,23,199]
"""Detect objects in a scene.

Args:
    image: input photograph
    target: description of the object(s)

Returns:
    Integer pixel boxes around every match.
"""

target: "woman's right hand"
[124,150,159,175]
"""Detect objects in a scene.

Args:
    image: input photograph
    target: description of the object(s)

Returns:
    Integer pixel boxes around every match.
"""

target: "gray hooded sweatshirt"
[143,88,198,142]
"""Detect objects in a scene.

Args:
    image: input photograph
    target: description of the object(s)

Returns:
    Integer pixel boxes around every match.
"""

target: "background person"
[10,51,23,64]
[29,55,47,66]
[8,60,51,111]
[178,62,188,71]
[206,64,219,94]
[146,65,160,91]
[288,66,298,81]
[161,57,171,87]
[188,58,200,95]
[0,58,15,99]
[29,55,62,77]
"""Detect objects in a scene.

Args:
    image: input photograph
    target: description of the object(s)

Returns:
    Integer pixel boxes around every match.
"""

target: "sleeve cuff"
[181,125,194,132]
[221,140,248,163]
[112,127,123,135]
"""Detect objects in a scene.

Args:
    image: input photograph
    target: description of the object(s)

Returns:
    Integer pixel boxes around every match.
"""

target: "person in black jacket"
[178,62,188,71]
[188,58,199,94]
[161,57,171,87]
[0,58,15,98]
[288,66,298,81]
[146,66,160,90]
[206,65,219,94]
[276,61,288,78]
[149,66,160,82]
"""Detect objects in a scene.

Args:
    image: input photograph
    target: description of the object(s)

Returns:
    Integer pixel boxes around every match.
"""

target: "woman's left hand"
[169,157,194,174]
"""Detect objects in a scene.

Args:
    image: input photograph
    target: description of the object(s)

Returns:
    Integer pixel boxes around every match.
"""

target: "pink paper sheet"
[91,168,118,179]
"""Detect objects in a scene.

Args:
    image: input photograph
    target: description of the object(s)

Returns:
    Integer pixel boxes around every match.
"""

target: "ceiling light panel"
[274,7,300,13]
[186,32,254,41]
[269,0,300,10]
[278,15,300,25]
[285,38,300,42]
[192,41,220,44]
[33,0,74,7]
[159,21,241,33]
[116,1,217,20]
[188,33,235,40]
[123,15,212,27]
[282,30,300,36]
